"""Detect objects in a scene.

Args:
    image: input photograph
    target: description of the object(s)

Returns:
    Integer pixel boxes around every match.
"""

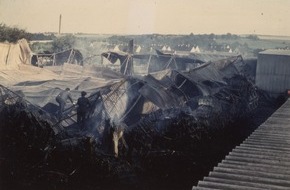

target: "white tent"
[0,39,32,69]
[195,46,201,53]
[162,46,167,51]
[135,45,142,53]
[190,46,196,53]
[229,48,233,53]
[167,46,172,51]
[113,45,121,51]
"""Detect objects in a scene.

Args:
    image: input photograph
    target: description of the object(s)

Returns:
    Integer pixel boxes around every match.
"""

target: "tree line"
[0,23,57,43]
[0,23,76,53]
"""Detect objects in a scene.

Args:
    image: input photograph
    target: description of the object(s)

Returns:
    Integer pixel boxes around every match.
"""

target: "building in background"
[256,49,290,97]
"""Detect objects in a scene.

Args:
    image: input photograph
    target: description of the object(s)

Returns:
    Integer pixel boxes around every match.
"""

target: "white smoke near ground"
[105,81,130,125]
[74,37,110,65]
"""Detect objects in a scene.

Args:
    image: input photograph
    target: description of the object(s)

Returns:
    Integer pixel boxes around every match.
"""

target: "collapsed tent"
[67,55,258,131]
[0,52,263,190]
[0,53,256,141]
[0,48,258,138]
[0,37,260,190]
[0,39,32,69]
[0,56,258,164]
[14,54,258,134]
[101,49,204,75]
[31,49,83,67]
[101,51,133,75]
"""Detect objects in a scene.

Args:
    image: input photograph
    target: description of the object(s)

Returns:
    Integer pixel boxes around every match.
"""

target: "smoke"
[74,37,110,65]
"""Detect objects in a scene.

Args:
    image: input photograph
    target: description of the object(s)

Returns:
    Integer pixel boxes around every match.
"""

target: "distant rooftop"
[259,49,290,56]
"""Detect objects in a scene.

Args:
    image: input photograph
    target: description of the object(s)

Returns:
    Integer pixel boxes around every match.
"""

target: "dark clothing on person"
[77,96,90,124]
[56,89,73,118]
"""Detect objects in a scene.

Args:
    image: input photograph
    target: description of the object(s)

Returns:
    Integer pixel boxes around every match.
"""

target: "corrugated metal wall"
[256,52,290,96]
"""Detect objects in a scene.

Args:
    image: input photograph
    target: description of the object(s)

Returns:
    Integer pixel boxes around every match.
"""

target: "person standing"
[77,91,90,127]
[56,88,74,118]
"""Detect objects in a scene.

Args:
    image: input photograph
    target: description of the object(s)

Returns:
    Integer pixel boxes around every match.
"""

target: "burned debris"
[0,49,266,190]
[31,49,83,67]
[2,37,289,190]
[101,48,204,74]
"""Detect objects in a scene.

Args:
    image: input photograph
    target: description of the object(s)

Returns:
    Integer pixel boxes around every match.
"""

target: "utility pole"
[128,39,134,75]
[128,39,134,54]
[59,14,62,35]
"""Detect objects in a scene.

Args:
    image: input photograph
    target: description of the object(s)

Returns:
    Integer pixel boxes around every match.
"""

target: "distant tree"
[220,34,227,39]
[243,42,249,48]
[226,33,232,39]
[0,23,31,43]
[209,33,215,40]
[231,42,241,49]
[52,34,76,52]
[247,35,259,40]
[217,33,239,40]
[30,33,55,41]
[232,34,239,39]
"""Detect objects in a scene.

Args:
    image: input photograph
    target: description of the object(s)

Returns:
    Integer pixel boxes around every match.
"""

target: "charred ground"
[0,88,285,190]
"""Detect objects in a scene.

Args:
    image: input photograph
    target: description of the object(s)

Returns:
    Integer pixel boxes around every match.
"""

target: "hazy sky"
[1,0,290,36]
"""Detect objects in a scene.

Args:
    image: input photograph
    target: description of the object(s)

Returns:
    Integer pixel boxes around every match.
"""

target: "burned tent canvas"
[1,38,280,190]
